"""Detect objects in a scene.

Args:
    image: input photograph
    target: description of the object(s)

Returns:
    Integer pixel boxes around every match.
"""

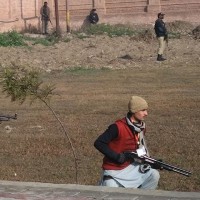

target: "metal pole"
[65,0,70,32]
[54,0,60,35]
[92,0,95,8]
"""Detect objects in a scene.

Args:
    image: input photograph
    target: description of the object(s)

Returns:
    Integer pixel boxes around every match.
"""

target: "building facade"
[0,0,199,32]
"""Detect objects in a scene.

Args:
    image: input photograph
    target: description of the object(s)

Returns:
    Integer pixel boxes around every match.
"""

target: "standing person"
[154,12,168,61]
[94,96,160,189]
[40,2,51,34]
[89,9,99,24]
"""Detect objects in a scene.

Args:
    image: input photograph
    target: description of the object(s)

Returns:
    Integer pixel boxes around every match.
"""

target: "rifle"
[49,18,53,26]
[42,13,52,25]
[124,152,191,177]
[0,113,17,123]
[164,34,169,46]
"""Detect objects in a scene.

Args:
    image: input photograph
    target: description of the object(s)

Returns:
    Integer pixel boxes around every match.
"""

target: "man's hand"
[117,152,135,164]
[117,153,126,164]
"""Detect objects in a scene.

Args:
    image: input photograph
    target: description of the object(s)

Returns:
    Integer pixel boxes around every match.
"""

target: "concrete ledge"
[0,180,199,199]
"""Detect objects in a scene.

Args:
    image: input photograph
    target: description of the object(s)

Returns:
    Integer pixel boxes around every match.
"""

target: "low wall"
[0,0,199,33]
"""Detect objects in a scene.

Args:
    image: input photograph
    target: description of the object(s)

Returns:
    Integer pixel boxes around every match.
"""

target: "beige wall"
[0,0,40,32]
[0,0,199,32]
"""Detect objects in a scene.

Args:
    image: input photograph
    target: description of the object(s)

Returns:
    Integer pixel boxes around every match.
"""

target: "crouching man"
[94,96,160,189]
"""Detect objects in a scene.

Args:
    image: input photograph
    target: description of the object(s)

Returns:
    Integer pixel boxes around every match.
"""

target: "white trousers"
[100,164,160,189]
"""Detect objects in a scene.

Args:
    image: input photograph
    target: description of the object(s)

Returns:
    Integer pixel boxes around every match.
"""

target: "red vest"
[102,118,139,170]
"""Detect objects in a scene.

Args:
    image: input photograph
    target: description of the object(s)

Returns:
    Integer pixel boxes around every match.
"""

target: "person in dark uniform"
[89,9,99,24]
[154,12,168,61]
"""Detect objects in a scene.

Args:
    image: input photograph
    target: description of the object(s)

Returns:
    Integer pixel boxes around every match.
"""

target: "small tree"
[0,66,78,183]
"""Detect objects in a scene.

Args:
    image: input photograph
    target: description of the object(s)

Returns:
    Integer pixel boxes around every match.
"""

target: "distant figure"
[154,12,168,61]
[40,2,51,34]
[89,9,99,24]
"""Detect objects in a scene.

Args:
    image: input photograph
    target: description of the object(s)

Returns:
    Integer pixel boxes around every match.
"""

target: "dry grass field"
[0,23,199,192]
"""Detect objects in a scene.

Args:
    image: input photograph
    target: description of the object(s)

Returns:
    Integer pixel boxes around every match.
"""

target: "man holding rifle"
[94,96,160,189]
[40,2,51,34]
[94,96,191,189]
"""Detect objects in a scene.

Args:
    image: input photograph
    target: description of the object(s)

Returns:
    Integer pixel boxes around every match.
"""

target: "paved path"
[0,181,199,200]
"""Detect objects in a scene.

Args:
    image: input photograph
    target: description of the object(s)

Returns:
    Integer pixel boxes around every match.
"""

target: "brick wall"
[0,1,10,20]
[0,0,40,32]
[105,0,148,14]
[0,0,199,32]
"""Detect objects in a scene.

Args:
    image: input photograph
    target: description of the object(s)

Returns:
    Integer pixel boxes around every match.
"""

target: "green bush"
[76,23,136,37]
[24,34,59,46]
[0,31,25,46]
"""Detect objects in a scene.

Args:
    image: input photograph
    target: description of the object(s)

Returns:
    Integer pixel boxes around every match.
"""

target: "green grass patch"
[75,23,136,37]
[24,34,59,46]
[0,31,60,47]
[32,38,54,46]
[0,31,26,46]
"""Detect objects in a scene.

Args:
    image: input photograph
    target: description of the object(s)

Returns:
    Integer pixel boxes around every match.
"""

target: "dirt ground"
[0,23,200,192]
[0,23,199,72]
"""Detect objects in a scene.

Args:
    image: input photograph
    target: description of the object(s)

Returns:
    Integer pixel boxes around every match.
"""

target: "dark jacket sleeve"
[94,124,120,163]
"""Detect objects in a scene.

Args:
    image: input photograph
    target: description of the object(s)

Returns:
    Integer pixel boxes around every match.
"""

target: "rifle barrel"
[125,152,192,176]
[0,117,9,121]
[171,168,191,177]
[162,165,191,177]
[0,114,17,121]
[145,156,191,175]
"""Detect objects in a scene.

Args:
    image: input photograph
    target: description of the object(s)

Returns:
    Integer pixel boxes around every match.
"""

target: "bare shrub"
[130,29,155,42]
[166,21,194,35]
[21,24,40,34]
[192,25,200,40]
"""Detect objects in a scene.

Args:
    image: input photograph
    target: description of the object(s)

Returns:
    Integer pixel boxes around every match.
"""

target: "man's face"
[132,109,148,122]
[159,14,164,19]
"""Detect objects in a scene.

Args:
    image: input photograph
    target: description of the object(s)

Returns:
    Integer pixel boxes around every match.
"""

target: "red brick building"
[0,0,199,32]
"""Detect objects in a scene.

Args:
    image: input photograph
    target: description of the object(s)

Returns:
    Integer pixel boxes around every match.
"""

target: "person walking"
[40,2,51,34]
[94,96,160,189]
[154,12,168,61]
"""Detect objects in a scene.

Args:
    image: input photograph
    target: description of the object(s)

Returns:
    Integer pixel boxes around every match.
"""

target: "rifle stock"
[125,152,191,177]
[164,34,169,46]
